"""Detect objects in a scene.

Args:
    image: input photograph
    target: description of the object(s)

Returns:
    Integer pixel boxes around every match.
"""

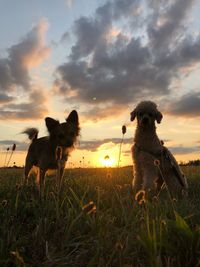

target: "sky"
[0,0,200,167]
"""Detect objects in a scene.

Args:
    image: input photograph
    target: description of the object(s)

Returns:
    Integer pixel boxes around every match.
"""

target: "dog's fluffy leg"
[142,167,158,198]
[132,171,143,193]
[24,156,33,185]
[37,169,46,198]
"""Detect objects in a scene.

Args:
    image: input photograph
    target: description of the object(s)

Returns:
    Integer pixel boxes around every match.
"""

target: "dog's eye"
[58,133,65,139]
[149,113,153,117]
[138,112,143,116]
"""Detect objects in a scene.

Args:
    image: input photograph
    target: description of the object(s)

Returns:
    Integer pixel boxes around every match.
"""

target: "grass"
[0,166,200,267]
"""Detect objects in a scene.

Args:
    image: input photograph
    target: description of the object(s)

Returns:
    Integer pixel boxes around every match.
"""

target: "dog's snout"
[142,116,149,124]
[65,140,73,147]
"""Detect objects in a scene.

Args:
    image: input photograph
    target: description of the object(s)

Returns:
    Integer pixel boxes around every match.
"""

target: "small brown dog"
[23,110,80,192]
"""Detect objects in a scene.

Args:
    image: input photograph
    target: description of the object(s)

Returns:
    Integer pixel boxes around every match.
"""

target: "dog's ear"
[66,110,79,125]
[45,117,60,132]
[130,109,137,121]
[156,111,163,124]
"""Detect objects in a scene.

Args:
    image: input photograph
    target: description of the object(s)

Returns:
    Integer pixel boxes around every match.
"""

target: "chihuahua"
[23,110,80,192]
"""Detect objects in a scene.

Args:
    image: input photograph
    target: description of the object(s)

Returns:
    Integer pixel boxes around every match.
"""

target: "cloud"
[79,137,133,151]
[169,145,200,155]
[147,0,194,51]
[81,104,129,121]
[60,31,71,44]
[0,19,50,93]
[65,0,75,8]
[0,93,14,104]
[0,140,28,152]
[0,19,50,121]
[0,89,48,120]
[164,91,200,117]
[54,0,200,120]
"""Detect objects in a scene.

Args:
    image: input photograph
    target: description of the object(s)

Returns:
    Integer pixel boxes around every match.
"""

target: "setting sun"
[100,155,115,167]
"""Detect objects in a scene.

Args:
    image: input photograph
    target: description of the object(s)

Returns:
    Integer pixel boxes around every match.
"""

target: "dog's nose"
[142,117,149,124]
[65,141,73,147]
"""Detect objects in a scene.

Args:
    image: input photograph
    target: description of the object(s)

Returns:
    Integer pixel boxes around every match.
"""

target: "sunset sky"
[0,0,200,167]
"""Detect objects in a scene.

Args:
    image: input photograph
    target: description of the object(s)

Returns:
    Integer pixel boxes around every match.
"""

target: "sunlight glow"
[100,155,115,167]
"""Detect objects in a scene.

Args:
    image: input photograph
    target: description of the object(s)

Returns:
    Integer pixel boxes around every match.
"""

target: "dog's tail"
[22,128,39,141]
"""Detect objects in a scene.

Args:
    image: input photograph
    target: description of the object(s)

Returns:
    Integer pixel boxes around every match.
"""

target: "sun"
[100,155,115,167]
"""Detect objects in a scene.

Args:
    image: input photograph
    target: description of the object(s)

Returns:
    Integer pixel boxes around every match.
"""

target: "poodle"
[130,101,188,198]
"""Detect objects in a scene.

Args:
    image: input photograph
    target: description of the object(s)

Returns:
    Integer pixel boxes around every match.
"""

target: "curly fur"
[130,101,188,198]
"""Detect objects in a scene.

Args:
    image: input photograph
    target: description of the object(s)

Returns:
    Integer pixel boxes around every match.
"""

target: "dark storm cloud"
[165,92,200,117]
[79,137,133,151]
[55,0,200,120]
[0,90,48,120]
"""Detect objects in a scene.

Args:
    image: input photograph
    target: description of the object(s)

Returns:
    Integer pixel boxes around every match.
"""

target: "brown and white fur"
[23,110,80,193]
[130,101,188,198]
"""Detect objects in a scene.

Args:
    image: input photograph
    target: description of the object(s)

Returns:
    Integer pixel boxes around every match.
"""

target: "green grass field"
[0,166,199,267]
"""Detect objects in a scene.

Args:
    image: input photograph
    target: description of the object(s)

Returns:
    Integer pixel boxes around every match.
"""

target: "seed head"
[115,242,123,251]
[154,159,160,166]
[122,125,126,135]
[12,143,16,151]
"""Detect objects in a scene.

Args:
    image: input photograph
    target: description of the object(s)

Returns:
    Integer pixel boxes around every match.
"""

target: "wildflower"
[161,220,167,227]
[135,190,146,205]
[6,143,17,166]
[1,200,8,207]
[106,172,112,179]
[135,190,145,201]
[115,242,124,251]
[154,159,160,166]
[152,195,158,203]
[10,250,25,266]
[115,184,122,190]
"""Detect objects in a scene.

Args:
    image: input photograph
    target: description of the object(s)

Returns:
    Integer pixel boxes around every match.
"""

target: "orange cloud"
[21,19,51,68]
